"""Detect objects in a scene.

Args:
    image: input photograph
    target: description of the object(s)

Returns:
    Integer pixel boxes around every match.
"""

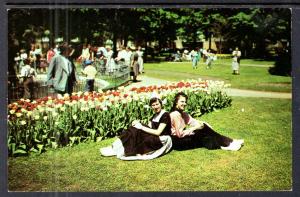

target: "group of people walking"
[189,47,241,74]
[100,92,244,160]
[189,48,217,70]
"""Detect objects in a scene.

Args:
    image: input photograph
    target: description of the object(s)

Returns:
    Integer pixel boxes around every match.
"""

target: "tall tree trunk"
[113,33,117,56]
[208,32,212,50]
[219,37,222,54]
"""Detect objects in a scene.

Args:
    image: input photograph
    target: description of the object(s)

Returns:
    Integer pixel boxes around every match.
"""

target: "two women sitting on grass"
[100,92,244,160]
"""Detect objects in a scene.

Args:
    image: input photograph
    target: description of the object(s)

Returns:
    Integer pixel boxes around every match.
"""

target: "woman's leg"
[193,123,233,149]
[171,135,196,150]
[23,78,31,99]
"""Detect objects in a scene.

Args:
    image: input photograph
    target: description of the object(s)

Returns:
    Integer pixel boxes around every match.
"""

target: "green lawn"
[8,97,292,191]
[144,59,291,92]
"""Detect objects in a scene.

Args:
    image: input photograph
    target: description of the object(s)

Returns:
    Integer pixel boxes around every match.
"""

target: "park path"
[123,75,292,99]
[167,61,272,68]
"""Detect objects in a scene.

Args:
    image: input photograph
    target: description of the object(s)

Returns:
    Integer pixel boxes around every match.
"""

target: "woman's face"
[151,100,162,114]
[176,96,187,110]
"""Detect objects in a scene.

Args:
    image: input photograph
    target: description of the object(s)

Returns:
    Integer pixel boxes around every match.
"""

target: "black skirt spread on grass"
[119,111,171,156]
[171,123,233,150]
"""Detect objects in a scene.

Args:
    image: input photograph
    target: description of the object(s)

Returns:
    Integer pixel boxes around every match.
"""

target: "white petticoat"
[111,135,172,161]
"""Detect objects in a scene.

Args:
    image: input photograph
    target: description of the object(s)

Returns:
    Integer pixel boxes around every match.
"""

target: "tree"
[176,9,205,49]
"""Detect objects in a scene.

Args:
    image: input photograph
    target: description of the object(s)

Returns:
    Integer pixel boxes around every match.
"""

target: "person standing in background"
[105,45,115,75]
[191,48,199,69]
[20,49,28,66]
[47,46,56,64]
[202,48,207,63]
[29,44,37,71]
[125,46,133,68]
[82,60,97,92]
[54,44,60,55]
[39,53,48,73]
[20,58,37,100]
[205,49,214,69]
[14,52,21,74]
[79,43,91,69]
[136,46,144,74]
[131,53,140,82]
[232,47,241,75]
[47,43,77,95]
[34,45,42,73]
[197,47,202,64]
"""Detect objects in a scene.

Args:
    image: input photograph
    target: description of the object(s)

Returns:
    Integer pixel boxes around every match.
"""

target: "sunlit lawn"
[8,97,292,191]
[144,59,291,92]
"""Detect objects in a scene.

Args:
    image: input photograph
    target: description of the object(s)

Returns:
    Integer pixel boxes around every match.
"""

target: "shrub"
[268,51,291,76]
[215,54,232,59]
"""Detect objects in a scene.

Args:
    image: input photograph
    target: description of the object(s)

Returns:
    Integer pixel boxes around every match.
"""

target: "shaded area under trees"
[8,8,291,75]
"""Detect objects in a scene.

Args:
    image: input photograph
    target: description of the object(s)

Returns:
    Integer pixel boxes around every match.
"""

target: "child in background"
[20,59,37,100]
[39,53,48,73]
[82,60,97,92]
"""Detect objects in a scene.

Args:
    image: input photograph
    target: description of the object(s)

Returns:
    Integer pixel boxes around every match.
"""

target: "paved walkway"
[123,75,291,99]
[167,61,272,68]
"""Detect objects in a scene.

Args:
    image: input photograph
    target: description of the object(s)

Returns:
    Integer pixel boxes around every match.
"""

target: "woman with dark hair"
[100,95,172,160]
[170,92,244,151]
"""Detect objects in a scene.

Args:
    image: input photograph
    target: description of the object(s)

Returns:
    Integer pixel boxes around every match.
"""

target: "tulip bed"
[7,79,232,156]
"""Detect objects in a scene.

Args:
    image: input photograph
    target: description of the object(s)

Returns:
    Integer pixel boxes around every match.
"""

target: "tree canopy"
[8,8,291,59]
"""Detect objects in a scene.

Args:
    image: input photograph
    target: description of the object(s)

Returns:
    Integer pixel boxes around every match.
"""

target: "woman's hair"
[133,53,139,61]
[171,92,188,112]
[149,97,162,106]
[23,58,31,65]
[59,42,70,54]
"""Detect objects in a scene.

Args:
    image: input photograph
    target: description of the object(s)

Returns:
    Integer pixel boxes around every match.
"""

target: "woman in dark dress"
[100,96,172,160]
[170,92,244,151]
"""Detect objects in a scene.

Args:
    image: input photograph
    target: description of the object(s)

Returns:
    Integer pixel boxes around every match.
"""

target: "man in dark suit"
[47,43,77,95]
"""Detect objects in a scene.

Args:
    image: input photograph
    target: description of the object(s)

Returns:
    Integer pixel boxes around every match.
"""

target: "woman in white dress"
[232,47,241,75]
[105,45,116,75]
[136,46,144,73]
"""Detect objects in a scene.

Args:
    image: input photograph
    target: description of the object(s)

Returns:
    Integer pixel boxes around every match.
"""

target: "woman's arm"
[138,123,167,136]
[132,118,167,136]
[148,121,152,128]
[187,116,204,132]
[170,112,194,137]
[133,113,169,136]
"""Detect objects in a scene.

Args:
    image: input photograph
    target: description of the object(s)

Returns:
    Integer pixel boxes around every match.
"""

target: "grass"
[144,59,291,92]
[8,97,292,191]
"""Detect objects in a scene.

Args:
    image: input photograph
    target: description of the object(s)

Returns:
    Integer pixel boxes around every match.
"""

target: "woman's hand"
[132,120,140,126]
[184,128,195,135]
[133,122,143,130]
